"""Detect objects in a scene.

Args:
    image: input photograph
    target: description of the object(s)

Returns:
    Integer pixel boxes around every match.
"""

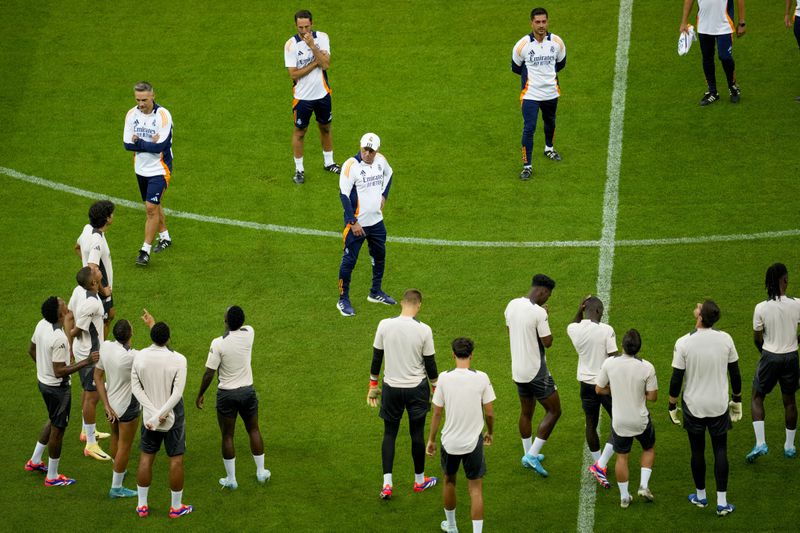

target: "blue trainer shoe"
[109,486,137,498]
[785,447,797,458]
[367,290,397,305]
[717,503,735,516]
[337,298,355,317]
[688,493,708,508]
[521,453,548,477]
[746,443,768,463]
[219,477,238,490]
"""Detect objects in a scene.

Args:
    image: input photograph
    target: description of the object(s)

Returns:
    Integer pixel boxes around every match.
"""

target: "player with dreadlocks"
[746,263,800,463]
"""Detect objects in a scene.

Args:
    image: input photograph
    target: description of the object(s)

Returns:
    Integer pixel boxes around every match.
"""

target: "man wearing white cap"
[336,133,395,316]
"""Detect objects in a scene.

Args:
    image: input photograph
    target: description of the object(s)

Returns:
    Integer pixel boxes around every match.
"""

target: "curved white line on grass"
[577,1,633,532]
[1,166,797,248]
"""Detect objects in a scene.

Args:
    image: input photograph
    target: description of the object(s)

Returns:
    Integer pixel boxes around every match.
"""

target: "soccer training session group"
[24,2,800,531]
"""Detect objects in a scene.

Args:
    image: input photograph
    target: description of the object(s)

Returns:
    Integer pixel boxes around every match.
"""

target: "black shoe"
[135,250,150,266]
[699,91,720,106]
[729,84,741,104]
[519,167,533,181]
[293,170,305,184]
[544,149,562,161]
[152,239,172,253]
[324,163,341,174]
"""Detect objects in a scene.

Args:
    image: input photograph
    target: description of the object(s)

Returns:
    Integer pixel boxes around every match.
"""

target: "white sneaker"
[637,486,654,502]
[219,477,238,490]
[440,520,458,533]
[620,495,633,508]
[257,470,271,484]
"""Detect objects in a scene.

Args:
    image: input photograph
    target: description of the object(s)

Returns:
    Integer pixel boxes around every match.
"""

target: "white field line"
[2,166,796,249]
[577,0,633,531]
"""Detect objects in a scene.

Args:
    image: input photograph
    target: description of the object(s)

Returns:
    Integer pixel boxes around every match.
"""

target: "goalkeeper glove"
[729,400,742,422]
[367,379,381,407]
[668,403,681,426]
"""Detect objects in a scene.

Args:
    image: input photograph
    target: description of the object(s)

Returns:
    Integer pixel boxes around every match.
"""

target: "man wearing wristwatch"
[668,300,742,517]
[680,0,747,106]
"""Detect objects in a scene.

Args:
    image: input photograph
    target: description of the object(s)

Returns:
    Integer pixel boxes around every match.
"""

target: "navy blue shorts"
[136,174,167,205]
[293,94,332,129]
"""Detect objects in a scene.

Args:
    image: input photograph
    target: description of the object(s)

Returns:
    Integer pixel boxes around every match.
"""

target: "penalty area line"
[1,165,798,249]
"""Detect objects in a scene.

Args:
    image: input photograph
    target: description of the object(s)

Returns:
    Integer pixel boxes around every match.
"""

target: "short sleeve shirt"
[505,297,552,382]
[73,293,105,361]
[32,319,69,386]
[597,355,657,437]
[753,296,800,354]
[284,31,331,101]
[433,368,496,455]
[205,327,255,390]
[96,340,137,414]
[696,0,736,35]
[567,320,618,384]
[374,316,435,388]
[672,328,738,418]
[339,153,393,228]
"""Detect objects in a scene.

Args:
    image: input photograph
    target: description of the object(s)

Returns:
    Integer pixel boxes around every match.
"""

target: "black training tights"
[688,430,729,492]
[382,417,427,475]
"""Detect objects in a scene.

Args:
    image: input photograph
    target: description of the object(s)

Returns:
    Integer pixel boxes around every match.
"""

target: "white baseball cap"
[360,132,380,151]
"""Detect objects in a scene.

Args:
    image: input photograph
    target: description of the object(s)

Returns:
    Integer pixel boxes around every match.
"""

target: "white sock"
[522,437,532,455]
[137,485,149,507]
[414,472,425,485]
[159,230,171,241]
[141,242,152,254]
[223,457,236,481]
[445,508,456,528]
[598,443,614,469]
[472,520,483,533]
[785,428,797,450]
[753,421,766,446]
[545,145,554,152]
[294,157,304,172]
[696,488,707,500]
[640,467,652,488]
[171,490,182,509]
[253,453,266,475]
[383,473,392,486]
[618,481,630,499]
[85,423,97,445]
[323,151,334,166]
[530,437,546,457]
[590,449,600,462]
[717,491,727,507]
[112,470,125,489]
[46,457,60,479]
[31,441,47,464]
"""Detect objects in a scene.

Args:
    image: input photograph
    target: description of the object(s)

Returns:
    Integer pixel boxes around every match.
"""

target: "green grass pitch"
[1,0,799,530]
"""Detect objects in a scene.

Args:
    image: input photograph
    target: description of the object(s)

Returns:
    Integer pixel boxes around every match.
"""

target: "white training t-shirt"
[505,297,552,382]
[597,355,658,437]
[86,230,113,289]
[205,326,255,390]
[284,31,331,101]
[77,224,92,266]
[72,292,105,361]
[123,104,174,178]
[433,368,496,455]
[374,316,435,388]
[512,32,566,101]
[672,328,738,418]
[795,0,800,17]
[696,0,735,35]
[339,153,393,228]
[97,340,137,415]
[32,319,70,387]
[131,344,187,431]
[567,319,618,384]
[753,296,800,354]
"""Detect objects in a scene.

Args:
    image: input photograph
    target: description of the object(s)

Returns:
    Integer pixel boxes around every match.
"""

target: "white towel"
[678,25,697,56]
